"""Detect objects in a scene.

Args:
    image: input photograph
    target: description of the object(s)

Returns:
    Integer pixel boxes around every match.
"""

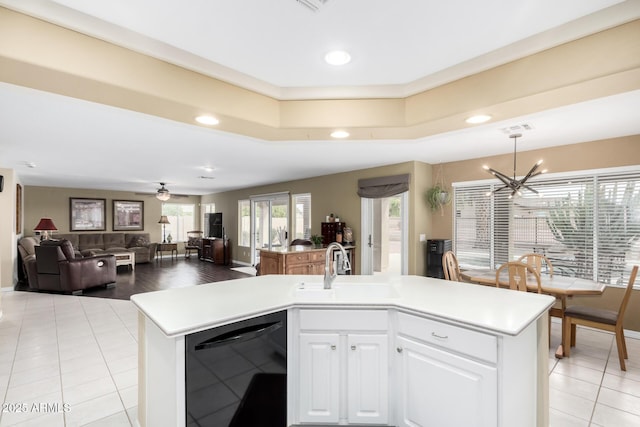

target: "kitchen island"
[131,274,555,427]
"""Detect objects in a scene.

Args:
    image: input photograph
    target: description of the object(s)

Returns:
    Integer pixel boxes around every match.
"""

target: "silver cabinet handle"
[396,347,403,353]
[351,345,356,350]
[431,332,448,340]
[331,345,336,350]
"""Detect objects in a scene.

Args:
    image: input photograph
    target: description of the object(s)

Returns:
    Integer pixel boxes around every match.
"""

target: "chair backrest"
[518,253,553,277]
[495,261,541,293]
[442,251,461,281]
[618,265,639,320]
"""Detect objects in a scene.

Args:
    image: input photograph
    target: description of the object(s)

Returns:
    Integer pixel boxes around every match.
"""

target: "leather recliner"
[28,239,117,294]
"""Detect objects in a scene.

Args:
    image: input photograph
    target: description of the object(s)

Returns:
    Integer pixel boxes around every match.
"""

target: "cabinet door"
[396,336,497,427]
[298,333,340,424]
[347,334,388,425]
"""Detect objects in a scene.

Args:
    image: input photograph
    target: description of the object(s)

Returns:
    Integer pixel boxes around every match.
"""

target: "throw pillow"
[187,237,201,247]
[128,235,150,248]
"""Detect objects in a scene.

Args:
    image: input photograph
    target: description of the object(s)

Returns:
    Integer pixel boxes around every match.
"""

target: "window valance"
[357,174,410,198]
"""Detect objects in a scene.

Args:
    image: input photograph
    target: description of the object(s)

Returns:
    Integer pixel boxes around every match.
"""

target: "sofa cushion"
[127,234,150,248]
[53,233,80,251]
[19,237,39,257]
[79,234,105,251]
[103,233,126,249]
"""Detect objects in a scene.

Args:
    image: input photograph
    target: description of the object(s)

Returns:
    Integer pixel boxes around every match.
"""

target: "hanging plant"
[426,164,452,215]
[426,185,451,211]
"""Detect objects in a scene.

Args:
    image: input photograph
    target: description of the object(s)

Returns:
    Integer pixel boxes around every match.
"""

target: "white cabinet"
[295,309,389,425]
[396,336,497,427]
[298,333,340,423]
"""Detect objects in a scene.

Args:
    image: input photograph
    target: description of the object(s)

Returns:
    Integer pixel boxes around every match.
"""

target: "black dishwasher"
[185,310,287,427]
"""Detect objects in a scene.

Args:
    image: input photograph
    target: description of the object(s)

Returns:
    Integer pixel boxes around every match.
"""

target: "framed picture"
[16,183,22,234]
[70,198,106,231]
[113,200,144,231]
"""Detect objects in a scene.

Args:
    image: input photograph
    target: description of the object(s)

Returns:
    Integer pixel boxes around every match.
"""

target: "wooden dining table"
[460,268,606,358]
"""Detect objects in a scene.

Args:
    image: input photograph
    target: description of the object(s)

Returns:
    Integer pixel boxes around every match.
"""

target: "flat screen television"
[205,212,223,238]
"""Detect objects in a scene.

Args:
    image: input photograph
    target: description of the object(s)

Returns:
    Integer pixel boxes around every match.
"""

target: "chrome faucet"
[324,242,351,289]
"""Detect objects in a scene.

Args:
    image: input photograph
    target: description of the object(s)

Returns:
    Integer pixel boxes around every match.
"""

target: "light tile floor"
[1,291,639,426]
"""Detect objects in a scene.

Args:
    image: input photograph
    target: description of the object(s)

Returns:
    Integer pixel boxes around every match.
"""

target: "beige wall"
[431,135,640,331]
[202,161,433,275]
[23,186,200,244]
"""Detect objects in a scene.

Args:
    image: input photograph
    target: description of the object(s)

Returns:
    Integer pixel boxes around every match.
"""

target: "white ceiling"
[1,0,639,196]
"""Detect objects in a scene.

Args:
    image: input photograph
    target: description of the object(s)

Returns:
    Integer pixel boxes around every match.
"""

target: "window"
[292,193,311,240]
[238,199,250,247]
[453,167,640,287]
[162,203,195,242]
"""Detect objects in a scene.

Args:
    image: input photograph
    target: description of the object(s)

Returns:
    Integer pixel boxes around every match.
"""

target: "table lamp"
[158,215,170,243]
[34,217,58,240]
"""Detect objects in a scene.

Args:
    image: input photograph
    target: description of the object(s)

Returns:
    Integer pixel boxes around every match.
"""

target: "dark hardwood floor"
[18,257,254,301]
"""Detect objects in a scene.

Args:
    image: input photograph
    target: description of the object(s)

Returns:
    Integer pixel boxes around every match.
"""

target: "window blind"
[453,167,640,287]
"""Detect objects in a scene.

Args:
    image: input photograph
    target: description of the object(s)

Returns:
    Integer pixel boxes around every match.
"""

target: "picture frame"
[70,198,106,231]
[16,183,22,234]
[113,200,144,231]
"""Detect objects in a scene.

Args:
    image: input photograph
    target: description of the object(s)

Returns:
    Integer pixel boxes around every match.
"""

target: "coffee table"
[113,251,135,271]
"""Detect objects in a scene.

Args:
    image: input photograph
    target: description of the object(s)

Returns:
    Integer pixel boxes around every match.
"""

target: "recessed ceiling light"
[466,114,492,124]
[202,166,215,173]
[325,50,351,66]
[195,115,219,125]
[331,130,350,139]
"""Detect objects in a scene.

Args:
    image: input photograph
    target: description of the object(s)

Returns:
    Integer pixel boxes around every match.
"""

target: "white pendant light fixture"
[483,133,546,199]
[156,183,171,201]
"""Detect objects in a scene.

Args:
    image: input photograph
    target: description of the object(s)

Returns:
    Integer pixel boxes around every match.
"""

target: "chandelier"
[483,133,546,198]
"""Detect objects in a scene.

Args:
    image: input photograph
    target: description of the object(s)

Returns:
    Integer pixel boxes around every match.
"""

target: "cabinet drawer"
[287,252,311,265]
[300,309,388,331]
[398,312,497,364]
[309,251,326,262]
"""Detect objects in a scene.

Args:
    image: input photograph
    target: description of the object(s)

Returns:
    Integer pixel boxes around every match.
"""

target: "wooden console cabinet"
[200,238,230,265]
[259,246,355,275]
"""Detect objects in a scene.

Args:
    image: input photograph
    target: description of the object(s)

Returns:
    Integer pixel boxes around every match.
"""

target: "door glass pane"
[373,195,402,275]
[271,197,289,248]
[253,200,269,263]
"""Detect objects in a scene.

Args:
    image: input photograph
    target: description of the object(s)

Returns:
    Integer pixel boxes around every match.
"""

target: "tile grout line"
[77,298,133,427]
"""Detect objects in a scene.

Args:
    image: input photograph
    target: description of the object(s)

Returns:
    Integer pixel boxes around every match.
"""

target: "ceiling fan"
[154,182,170,201]
[135,182,189,200]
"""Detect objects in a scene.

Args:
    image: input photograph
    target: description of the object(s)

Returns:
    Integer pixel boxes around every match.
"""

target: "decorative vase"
[167,234,172,243]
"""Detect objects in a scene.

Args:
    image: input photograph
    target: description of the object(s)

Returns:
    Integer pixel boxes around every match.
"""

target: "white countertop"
[130,274,555,338]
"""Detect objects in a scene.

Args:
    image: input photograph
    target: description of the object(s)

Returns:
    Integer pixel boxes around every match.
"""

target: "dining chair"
[563,265,638,371]
[518,253,554,277]
[442,251,461,281]
[495,261,542,293]
[519,253,564,329]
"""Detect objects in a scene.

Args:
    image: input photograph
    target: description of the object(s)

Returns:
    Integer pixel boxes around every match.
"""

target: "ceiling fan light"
[156,191,170,201]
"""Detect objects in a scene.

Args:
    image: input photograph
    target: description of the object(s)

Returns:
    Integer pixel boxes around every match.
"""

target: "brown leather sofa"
[26,239,117,294]
[54,232,157,263]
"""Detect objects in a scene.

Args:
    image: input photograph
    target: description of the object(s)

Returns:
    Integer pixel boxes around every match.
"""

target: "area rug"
[231,266,257,276]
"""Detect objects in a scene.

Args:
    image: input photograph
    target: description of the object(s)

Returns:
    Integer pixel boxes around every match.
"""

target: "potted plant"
[426,184,451,214]
[310,234,323,248]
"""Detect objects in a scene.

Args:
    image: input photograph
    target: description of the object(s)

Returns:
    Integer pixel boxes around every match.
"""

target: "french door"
[250,193,289,266]
[360,192,408,275]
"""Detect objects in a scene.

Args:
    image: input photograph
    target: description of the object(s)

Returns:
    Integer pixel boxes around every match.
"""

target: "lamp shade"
[34,218,58,231]
[158,215,170,224]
